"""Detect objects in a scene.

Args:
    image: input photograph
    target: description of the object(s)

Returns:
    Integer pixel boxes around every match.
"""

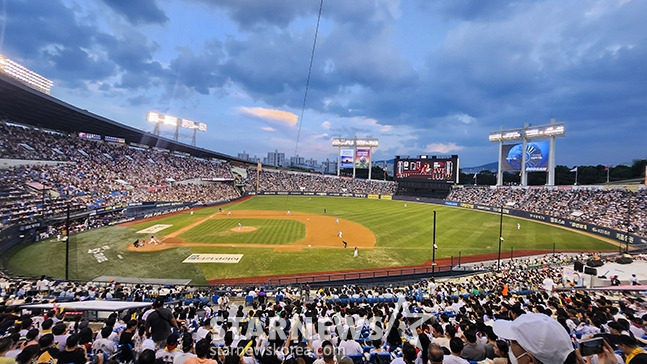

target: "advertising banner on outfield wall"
[355,149,371,169]
[501,141,550,172]
[253,191,373,199]
[441,199,645,245]
[340,148,354,169]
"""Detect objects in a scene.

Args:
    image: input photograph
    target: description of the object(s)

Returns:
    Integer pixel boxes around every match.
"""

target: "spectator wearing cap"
[146,300,179,349]
[460,330,486,361]
[40,319,53,335]
[51,322,69,353]
[493,312,577,364]
[36,334,58,364]
[19,329,39,350]
[444,337,469,364]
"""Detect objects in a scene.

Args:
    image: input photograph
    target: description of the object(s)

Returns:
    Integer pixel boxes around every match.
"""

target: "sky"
[0,0,645,168]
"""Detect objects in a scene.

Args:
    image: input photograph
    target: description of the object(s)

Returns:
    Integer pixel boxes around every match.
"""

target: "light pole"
[497,205,503,271]
[65,203,70,281]
[626,197,632,253]
[432,210,437,275]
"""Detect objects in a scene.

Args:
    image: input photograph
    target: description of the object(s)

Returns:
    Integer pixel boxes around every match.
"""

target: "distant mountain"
[461,162,498,174]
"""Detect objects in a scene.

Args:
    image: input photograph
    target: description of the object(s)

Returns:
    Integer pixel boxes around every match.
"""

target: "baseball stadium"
[0,67,643,286]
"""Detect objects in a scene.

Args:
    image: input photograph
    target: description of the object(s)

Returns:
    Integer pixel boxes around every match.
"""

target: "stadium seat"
[245,295,254,306]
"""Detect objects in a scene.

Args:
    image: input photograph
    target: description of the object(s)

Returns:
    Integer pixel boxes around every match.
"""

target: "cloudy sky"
[0,0,645,168]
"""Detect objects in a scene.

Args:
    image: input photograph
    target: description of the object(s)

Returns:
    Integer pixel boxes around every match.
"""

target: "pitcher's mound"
[230,226,257,233]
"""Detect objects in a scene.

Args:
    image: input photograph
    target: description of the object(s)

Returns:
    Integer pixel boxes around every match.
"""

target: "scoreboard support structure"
[332,137,379,179]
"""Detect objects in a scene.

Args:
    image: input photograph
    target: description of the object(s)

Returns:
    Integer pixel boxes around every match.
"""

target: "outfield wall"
[247,191,393,200]
[395,196,645,246]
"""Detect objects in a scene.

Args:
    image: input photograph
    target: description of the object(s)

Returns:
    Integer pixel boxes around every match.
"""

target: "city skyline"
[0,1,645,168]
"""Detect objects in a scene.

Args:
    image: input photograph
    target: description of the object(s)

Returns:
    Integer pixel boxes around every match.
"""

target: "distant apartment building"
[237,151,260,163]
[289,155,305,166]
[264,149,286,167]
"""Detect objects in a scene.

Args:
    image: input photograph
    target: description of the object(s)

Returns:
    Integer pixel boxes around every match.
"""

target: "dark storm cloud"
[192,0,315,30]
[100,0,169,25]
[167,41,229,95]
[402,1,647,132]
[41,46,116,88]
[218,0,417,115]
[1,0,95,65]
[429,0,531,21]
[1,0,170,93]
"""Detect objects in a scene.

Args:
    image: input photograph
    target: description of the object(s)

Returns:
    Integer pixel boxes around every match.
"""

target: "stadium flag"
[606,165,610,183]
[257,161,262,172]
[571,166,579,185]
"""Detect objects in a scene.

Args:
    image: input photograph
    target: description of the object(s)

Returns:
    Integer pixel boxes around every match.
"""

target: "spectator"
[493,312,576,364]
[184,339,217,364]
[57,334,87,364]
[146,300,179,349]
[460,330,486,361]
[444,337,469,364]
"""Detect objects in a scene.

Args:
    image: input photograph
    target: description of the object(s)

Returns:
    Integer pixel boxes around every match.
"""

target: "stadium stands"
[447,186,647,239]
[0,252,643,364]
[0,121,397,235]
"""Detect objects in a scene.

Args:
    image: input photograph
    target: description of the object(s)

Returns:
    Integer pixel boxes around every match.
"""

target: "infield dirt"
[126,210,376,253]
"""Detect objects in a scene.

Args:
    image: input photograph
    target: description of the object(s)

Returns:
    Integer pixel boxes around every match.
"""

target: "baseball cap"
[493,313,574,364]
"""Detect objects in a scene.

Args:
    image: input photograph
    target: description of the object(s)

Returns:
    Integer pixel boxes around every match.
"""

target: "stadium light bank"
[489,118,565,186]
[146,111,207,147]
[0,54,53,94]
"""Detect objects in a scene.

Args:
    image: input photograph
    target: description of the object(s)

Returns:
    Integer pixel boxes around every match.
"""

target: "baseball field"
[3,196,617,285]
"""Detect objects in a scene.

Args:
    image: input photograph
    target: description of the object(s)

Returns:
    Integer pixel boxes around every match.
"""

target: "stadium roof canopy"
[0,74,247,163]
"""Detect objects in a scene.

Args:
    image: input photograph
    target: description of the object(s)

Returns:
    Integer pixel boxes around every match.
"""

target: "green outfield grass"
[2,196,617,284]
[180,219,305,245]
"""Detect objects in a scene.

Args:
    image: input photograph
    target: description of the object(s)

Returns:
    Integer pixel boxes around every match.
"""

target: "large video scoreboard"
[394,155,459,183]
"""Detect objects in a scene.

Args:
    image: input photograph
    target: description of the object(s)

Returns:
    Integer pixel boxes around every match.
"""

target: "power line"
[293,0,324,162]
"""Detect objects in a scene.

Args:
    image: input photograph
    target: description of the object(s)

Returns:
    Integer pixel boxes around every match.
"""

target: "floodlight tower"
[147,111,207,146]
[489,118,565,186]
